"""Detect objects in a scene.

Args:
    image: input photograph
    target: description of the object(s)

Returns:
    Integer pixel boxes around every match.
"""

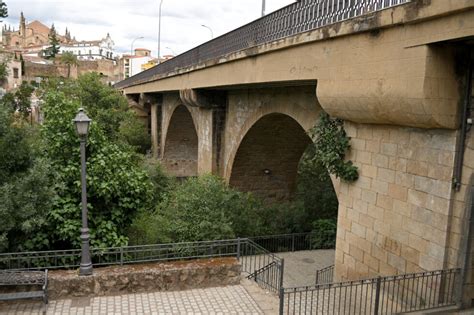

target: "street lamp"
[158,0,164,63]
[73,108,93,276]
[130,36,144,77]
[201,24,214,39]
[165,46,176,56]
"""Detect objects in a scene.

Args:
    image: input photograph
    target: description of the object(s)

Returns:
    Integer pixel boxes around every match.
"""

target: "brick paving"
[0,285,264,315]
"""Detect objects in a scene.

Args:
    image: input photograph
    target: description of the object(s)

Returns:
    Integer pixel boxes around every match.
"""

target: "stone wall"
[162,105,198,177]
[334,122,458,280]
[229,113,311,201]
[222,86,320,181]
[48,258,241,299]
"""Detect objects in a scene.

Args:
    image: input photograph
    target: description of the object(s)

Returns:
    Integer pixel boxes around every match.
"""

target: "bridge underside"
[122,0,474,306]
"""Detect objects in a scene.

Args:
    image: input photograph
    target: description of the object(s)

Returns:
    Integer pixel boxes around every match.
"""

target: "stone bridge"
[116,0,474,306]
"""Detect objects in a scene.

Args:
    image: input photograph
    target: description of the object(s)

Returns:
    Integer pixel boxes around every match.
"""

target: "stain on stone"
[404,0,432,21]
[302,258,316,264]
[70,297,91,307]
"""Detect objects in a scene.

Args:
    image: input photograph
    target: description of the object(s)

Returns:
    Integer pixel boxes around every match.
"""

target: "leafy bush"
[118,113,151,154]
[309,112,358,182]
[310,218,337,249]
[0,159,55,252]
[296,145,339,220]
[128,175,266,244]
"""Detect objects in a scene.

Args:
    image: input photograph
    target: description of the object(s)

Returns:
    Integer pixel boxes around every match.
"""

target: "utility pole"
[158,0,163,63]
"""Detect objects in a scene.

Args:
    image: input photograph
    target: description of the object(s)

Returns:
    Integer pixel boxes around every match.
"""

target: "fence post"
[279,286,285,315]
[237,237,241,261]
[374,276,382,315]
[315,270,319,285]
[291,235,295,252]
[280,258,285,290]
[120,246,123,266]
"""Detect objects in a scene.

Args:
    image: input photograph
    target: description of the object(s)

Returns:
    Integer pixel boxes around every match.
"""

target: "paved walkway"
[0,250,333,314]
[0,284,266,315]
[278,249,335,287]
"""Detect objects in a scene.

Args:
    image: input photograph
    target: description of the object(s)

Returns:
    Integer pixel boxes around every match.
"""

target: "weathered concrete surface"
[47,258,240,299]
[278,250,335,287]
[123,1,474,129]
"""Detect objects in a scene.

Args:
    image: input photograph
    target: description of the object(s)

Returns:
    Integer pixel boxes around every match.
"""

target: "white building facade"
[58,33,115,60]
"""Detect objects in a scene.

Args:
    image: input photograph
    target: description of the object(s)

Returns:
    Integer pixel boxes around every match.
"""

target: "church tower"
[19,12,25,36]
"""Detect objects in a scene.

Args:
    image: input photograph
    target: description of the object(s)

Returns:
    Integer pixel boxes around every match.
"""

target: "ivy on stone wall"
[309,112,358,182]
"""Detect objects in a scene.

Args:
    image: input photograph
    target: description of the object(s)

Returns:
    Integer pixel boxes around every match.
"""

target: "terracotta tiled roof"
[26,20,50,35]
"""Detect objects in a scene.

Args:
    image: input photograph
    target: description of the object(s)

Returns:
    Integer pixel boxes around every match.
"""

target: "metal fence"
[0,237,284,294]
[0,232,329,271]
[250,231,335,253]
[315,264,334,285]
[240,240,285,293]
[115,0,411,89]
[0,239,241,271]
[280,268,461,314]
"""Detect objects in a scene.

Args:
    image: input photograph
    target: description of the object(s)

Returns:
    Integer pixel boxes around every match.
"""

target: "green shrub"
[310,218,337,249]
[137,175,265,243]
[118,113,151,154]
[309,112,358,182]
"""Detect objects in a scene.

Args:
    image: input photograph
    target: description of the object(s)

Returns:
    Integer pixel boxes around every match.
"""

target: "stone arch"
[228,113,314,201]
[161,105,198,177]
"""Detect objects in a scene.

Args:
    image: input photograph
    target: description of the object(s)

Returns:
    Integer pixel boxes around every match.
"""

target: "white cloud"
[3,0,295,57]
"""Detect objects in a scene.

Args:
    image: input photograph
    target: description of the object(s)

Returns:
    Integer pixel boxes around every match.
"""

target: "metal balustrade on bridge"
[115,0,412,89]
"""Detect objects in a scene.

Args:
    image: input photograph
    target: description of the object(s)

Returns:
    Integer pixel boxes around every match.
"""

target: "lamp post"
[165,46,176,56]
[73,108,93,276]
[158,0,164,63]
[130,36,144,77]
[261,0,266,16]
[201,24,214,39]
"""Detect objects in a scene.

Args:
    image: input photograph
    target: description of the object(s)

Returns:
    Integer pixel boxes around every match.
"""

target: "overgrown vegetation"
[0,73,340,253]
[0,73,161,251]
[309,112,358,182]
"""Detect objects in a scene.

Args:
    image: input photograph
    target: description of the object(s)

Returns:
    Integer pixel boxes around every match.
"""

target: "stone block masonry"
[47,258,241,299]
[335,122,458,281]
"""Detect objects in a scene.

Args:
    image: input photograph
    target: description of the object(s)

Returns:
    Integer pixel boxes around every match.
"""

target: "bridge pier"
[119,0,474,303]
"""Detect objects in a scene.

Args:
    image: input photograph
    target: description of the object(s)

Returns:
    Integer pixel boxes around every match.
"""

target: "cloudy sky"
[3,0,295,57]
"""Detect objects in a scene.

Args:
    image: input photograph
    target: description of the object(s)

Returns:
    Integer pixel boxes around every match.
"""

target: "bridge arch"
[161,104,199,177]
[228,112,317,201]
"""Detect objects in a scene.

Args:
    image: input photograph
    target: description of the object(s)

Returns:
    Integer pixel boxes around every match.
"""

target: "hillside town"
[0,12,169,94]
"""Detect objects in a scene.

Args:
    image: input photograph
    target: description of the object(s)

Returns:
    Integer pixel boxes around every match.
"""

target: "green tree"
[0,1,7,20]
[47,24,60,58]
[118,114,151,154]
[0,82,34,118]
[0,103,54,252]
[0,159,55,252]
[296,146,338,220]
[0,62,8,85]
[40,84,155,249]
[60,51,77,78]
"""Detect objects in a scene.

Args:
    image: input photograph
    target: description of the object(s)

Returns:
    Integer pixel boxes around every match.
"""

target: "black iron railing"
[280,268,461,314]
[0,237,285,293]
[115,0,411,89]
[250,231,335,253]
[315,264,335,284]
[241,240,285,293]
[0,232,331,271]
